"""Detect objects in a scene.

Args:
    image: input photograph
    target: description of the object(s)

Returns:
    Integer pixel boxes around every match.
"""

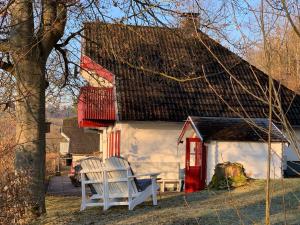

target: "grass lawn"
[34,179,300,225]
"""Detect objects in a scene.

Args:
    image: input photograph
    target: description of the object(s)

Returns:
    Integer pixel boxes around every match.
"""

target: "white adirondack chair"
[80,156,160,211]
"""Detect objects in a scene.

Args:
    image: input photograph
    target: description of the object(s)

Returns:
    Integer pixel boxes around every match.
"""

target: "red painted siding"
[107,130,121,157]
[80,55,114,83]
[106,134,109,157]
[115,130,121,157]
[111,131,114,156]
[78,86,116,128]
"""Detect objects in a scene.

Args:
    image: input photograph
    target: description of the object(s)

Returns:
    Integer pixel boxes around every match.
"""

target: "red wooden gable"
[78,86,116,128]
[80,55,114,83]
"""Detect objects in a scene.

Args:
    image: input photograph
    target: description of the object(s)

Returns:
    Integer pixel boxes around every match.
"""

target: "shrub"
[0,114,32,224]
[0,171,32,225]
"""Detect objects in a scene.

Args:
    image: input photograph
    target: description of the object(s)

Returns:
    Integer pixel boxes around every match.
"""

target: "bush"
[0,171,32,225]
[0,114,32,224]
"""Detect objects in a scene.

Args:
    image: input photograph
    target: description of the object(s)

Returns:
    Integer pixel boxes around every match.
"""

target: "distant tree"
[247,24,300,93]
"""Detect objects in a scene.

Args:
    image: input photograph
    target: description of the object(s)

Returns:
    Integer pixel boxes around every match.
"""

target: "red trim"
[106,133,109,158]
[107,132,115,158]
[201,143,207,184]
[115,131,117,156]
[115,130,121,157]
[195,141,201,166]
[177,121,191,145]
[185,138,191,171]
[186,137,200,142]
[79,120,113,128]
[110,132,114,157]
[118,131,121,156]
[81,55,114,83]
[109,132,112,157]
[111,132,113,157]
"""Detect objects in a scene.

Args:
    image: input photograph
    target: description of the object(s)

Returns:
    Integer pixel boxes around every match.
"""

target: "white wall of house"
[60,132,70,155]
[81,70,113,87]
[206,141,283,183]
[178,125,284,184]
[99,128,109,159]
[284,128,300,161]
[59,142,69,155]
[101,121,285,188]
[109,121,184,180]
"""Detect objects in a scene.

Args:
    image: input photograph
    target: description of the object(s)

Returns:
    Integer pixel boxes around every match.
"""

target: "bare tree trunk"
[0,0,67,218]
[260,1,272,224]
[14,50,47,216]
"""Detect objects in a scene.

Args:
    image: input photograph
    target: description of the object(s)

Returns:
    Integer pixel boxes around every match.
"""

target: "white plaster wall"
[284,128,300,161]
[81,70,113,87]
[114,121,184,180]
[59,142,69,155]
[206,141,283,183]
[101,126,112,160]
[103,121,284,185]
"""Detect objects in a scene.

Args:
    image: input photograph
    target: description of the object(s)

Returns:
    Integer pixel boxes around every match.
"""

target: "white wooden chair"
[80,156,160,211]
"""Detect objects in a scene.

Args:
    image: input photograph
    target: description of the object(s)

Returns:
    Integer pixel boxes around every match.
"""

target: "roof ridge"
[84,21,186,31]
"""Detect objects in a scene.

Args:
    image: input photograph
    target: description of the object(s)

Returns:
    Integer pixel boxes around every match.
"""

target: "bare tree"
[0,0,67,217]
[0,0,299,223]
[280,0,300,38]
[0,0,174,220]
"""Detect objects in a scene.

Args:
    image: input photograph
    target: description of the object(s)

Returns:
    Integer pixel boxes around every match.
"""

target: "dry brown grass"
[33,179,300,225]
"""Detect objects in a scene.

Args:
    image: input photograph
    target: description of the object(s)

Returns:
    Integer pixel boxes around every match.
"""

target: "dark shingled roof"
[62,117,99,154]
[83,22,300,125]
[190,117,286,142]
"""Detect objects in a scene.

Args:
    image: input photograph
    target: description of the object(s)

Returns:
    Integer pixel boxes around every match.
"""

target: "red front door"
[185,138,206,193]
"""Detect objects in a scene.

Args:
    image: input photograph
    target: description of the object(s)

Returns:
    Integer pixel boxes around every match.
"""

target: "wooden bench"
[158,179,182,192]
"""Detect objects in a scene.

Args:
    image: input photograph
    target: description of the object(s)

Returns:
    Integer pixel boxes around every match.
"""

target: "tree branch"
[54,45,69,87]
[40,1,67,57]
[0,0,15,15]
[0,59,14,73]
[0,39,10,52]
[281,0,300,38]
[55,28,84,48]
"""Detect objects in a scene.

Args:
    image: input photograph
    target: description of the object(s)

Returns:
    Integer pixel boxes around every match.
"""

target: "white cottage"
[77,19,300,191]
[177,116,287,192]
